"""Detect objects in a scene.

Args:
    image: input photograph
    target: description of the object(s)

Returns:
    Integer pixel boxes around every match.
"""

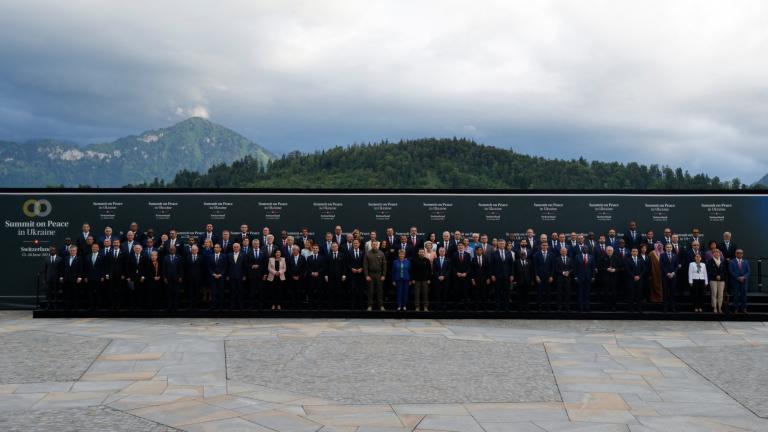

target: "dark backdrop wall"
[2,190,766,308]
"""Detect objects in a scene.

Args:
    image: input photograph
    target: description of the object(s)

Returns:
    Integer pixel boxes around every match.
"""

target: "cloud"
[0,0,767,181]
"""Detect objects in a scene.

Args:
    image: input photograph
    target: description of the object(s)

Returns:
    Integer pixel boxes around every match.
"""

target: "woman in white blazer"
[268,249,287,310]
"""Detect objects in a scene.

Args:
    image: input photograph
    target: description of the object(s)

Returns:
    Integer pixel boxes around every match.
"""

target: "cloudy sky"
[1,0,767,181]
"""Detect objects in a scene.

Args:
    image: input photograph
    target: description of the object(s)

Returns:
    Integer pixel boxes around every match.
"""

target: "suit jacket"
[623,230,643,248]
[514,258,535,286]
[728,259,750,286]
[718,241,738,260]
[83,252,106,282]
[105,249,125,280]
[125,253,149,281]
[164,239,183,255]
[491,250,513,279]
[306,253,326,277]
[185,254,205,284]
[121,240,139,255]
[286,254,307,278]
[437,240,456,257]
[326,251,347,280]
[407,235,422,251]
[599,254,624,283]
[208,253,228,278]
[267,257,287,281]
[198,232,219,248]
[261,243,278,258]
[43,255,62,284]
[219,239,234,254]
[395,242,415,259]
[75,232,92,254]
[625,255,646,281]
[573,253,596,282]
[706,258,727,281]
[162,254,184,280]
[320,241,335,256]
[246,249,267,279]
[392,258,411,281]
[60,255,82,282]
[471,255,490,281]
[554,255,572,281]
[451,251,471,275]
[346,248,365,272]
[660,252,679,276]
[227,252,246,280]
[433,256,452,282]
[532,250,554,280]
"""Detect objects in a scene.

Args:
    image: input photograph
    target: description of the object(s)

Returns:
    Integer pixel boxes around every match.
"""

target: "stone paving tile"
[226,336,560,404]
[672,344,768,418]
[0,330,110,384]
[0,406,176,432]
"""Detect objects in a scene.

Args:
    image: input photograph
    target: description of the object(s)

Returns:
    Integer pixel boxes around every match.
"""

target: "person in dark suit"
[246,239,267,310]
[185,245,205,310]
[490,239,514,311]
[145,250,163,310]
[625,247,647,312]
[75,223,93,255]
[554,247,572,311]
[286,245,307,309]
[83,243,105,310]
[660,243,679,312]
[451,243,472,310]
[514,250,535,312]
[470,246,491,310]
[408,226,422,252]
[165,230,183,257]
[340,234,355,256]
[396,235,414,260]
[325,242,347,309]
[623,221,642,249]
[718,231,738,262]
[59,246,83,310]
[123,222,146,245]
[220,231,234,254]
[295,227,311,250]
[305,244,326,309]
[208,243,227,310]
[346,239,365,309]
[226,242,246,310]
[234,224,251,245]
[438,231,456,259]
[433,246,453,311]
[598,246,623,311]
[121,231,138,255]
[319,232,335,256]
[198,224,218,248]
[573,246,596,312]
[533,242,554,312]
[59,237,73,258]
[707,249,728,314]
[104,239,125,310]
[78,236,95,258]
[42,246,62,310]
[729,249,750,313]
[125,244,148,310]
[98,226,115,247]
[262,234,278,257]
[163,246,184,311]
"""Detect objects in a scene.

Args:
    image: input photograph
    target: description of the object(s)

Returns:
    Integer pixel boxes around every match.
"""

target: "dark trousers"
[662,275,677,311]
[288,277,302,308]
[556,277,571,311]
[186,280,200,310]
[536,279,551,311]
[87,280,100,310]
[167,280,180,310]
[249,277,263,309]
[306,276,322,309]
[691,279,705,311]
[494,279,509,311]
[349,273,364,309]
[576,279,591,312]
[604,277,618,311]
[470,279,485,310]
[270,279,284,306]
[45,281,60,310]
[435,279,451,310]
[327,277,344,309]
[64,281,78,309]
[454,277,470,310]
[628,279,643,312]
[211,277,225,309]
[230,279,244,310]
[518,282,532,311]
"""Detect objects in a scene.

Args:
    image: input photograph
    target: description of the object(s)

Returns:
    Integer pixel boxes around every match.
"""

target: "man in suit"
[385,227,397,250]
[220,230,234,253]
[644,230,656,248]
[209,243,227,310]
[59,237,73,258]
[470,246,491,310]
[235,224,251,245]
[514,249,535,312]
[121,231,138,255]
[433,245,453,311]
[262,234,278,257]
[689,228,703,249]
[125,222,146,245]
[59,245,83,310]
[286,245,307,309]
[125,244,148,310]
[525,228,537,252]
[554,247,573,311]
[246,239,267,310]
[586,232,597,255]
[625,247,646,312]
[718,231,738,261]
[490,239,514,311]
[598,246,623,311]
[661,228,673,246]
[240,237,252,256]
[325,242,347,309]
[163,246,184,311]
[408,226,422,251]
[295,227,311,250]
[185,245,205,310]
[76,223,93,255]
[346,239,365,309]
[396,235,414,259]
[340,234,355,255]
[438,231,456,258]
[660,243,679,312]
[42,246,62,310]
[198,223,217,247]
[729,249,750,313]
[261,226,271,247]
[83,243,105,310]
[305,244,326,309]
[451,243,472,310]
[165,229,183,257]
[104,239,125,310]
[333,225,344,245]
[606,229,619,249]
[227,242,246,310]
[98,226,115,247]
[573,246,596,312]
[533,241,554,312]
[320,232,335,255]
[623,221,642,249]
[143,237,159,261]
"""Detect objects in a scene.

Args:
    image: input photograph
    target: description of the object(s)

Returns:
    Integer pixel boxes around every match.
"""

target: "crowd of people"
[40,221,753,314]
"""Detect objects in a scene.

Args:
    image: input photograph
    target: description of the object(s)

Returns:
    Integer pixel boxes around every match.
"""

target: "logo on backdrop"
[22,199,52,218]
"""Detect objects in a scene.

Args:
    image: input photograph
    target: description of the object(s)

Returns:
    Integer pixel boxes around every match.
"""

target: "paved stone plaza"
[0,312,767,431]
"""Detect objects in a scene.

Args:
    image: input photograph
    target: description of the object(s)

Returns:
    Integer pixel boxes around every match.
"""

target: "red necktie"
[583,255,587,265]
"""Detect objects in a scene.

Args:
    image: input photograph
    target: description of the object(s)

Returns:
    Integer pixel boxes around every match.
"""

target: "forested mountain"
[0,117,273,187]
[142,138,749,189]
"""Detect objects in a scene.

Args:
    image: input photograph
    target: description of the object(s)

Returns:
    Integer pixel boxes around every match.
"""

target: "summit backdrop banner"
[1,191,767,308]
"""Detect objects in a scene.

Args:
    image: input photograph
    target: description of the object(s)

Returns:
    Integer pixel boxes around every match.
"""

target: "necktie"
[92,254,97,264]
[171,255,175,263]
[333,252,337,260]
[215,254,219,263]
[479,257,482,266]
[634,257,637,265]
[460,254,463,263]
[193,255,197,262]
[583,255,587,265]
[51,256,54,263]
[543,252,547,260]
[738,259,742,270]
[440,257,444,267]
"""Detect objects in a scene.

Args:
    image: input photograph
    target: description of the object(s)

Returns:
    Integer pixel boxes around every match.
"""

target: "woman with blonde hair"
[267,249,287,310]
